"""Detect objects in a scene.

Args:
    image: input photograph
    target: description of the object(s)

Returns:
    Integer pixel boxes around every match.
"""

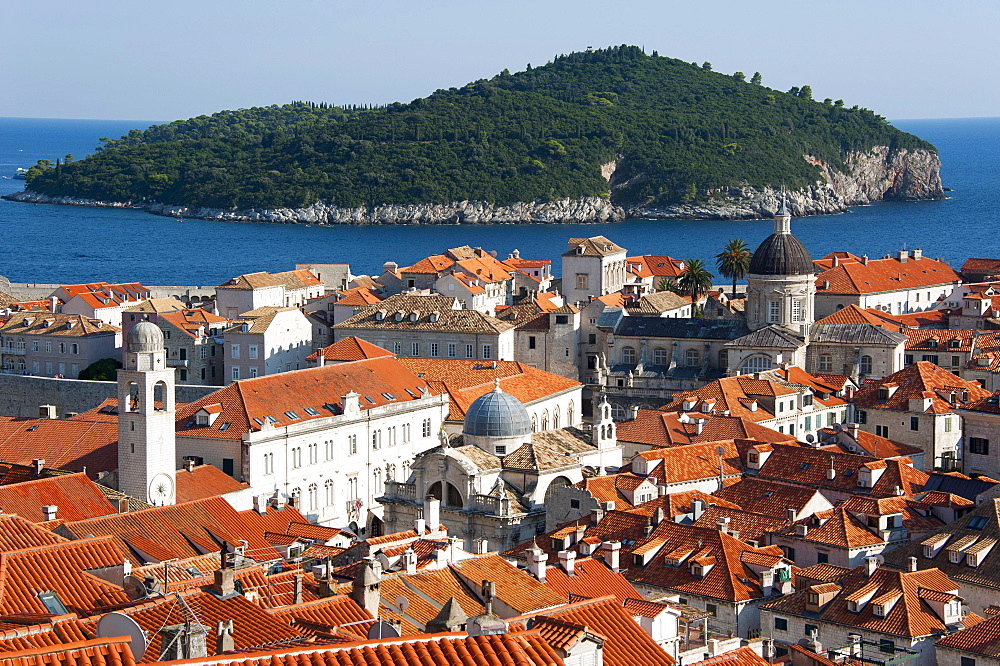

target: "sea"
[0,116,997,287]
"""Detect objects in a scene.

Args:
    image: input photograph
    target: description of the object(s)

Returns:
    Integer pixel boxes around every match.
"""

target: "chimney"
[865,557,879,578]
[898,250,908,263]
[602,541,622,573]
[293,573,304,604]
[402,547,418,574]
[316,353,326,368]
[216,619,234,654]
[795,524,809,536]
[694,420,705,435]
[629,405,640,420]
[717,516,731,532]
[50,296,58,313]
[643,517,654,537]
[32,459,45,476]
[210,545,236,598]
[653,506,665,526]
[861,255,869,265]
[907,556,918,572]
[557,550,577,576]
[414,508,426,536]
[350,558,382,615]
[691,498,706,521]
[912,248,923,260]
[591,505,606,524]
[785,508,797,522]
[832,256,839,267]
[159,623,209,661]
[657,484,668,497]
[184,458,197,473]
[527,544,547,581]
[117,498,129,513]
[423,496,440,532]
[473,537,489,555]
[41,505,57,521]
[827,464,836,480]
[39,405,57,420]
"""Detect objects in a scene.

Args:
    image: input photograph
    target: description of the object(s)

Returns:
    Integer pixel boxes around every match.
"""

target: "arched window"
[653,348,668,365]
[685,349,700,366]
[308,483,318,511]
[544,476,573,502]
[611,405,627,420]
[531,414,538,432]
[153,381,170,411]
[739,355,773,374]
[719,349,729,368]
[621,346,636,364]
[860,355,873,375]
[567,401,574,425]
[324,479,334,506]
[402,460,410,479]
[373,468,383,493]
[541,409,549,431]
[291,487,301,508]
[428,481,463,508]
[553,406,560,429]
[818,354,833,372]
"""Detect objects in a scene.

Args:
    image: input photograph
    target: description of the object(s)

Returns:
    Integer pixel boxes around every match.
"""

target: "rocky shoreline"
[3,147,943,225]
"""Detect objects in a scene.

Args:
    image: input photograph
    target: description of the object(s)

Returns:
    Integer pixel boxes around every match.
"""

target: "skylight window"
[764,491,774,499]
[284,411,299,420]
[26,425,38,432]
[265,415,279,424]
[382,392,396,400]
[252,417,264,426]
[323,403,338,413]
[969,516,989,530]
[303,407,320,416]
[365,397,376,404]
[37,591,69,615]
[800,463,811,471]
[218,422,231,432]
[405,388,417,397]
[843,469,855,477]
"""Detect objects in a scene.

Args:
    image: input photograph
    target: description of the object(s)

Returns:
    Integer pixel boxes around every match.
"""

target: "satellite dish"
[805,434,815,443]
[96,612,147,661]
[122,576,148,600]
[832,423,843,432]
[367,621,400,640]
[715,446,725,456]
[394,595,410,612]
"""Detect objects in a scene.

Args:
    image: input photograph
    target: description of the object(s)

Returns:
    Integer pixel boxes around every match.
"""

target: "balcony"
[167,359,189,368]
[383,481,417,502]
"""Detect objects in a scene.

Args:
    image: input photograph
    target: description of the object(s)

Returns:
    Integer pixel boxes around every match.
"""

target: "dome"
[748,232,814,275]
[127,321,164,353]
[463,382,532,438]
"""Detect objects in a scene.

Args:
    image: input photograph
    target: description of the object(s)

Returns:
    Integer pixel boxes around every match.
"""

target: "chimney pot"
[41,505,57,521]
[557,550,577,576]
[32,459,45,475]
[786,508,797,522]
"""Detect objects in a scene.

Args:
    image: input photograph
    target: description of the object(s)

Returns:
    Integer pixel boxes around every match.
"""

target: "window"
[248,345,258,359]
[792,299,802,321]
[768,300,780,323]
[31,341,38,351]
[817,552,829,564]
[308,484,318,511]
[945,417,953,432]
[922,354,939,364]
[231,366,240,381]
[291,447,302,468]
[876,425,889,438]
[962,658,977,666]
[348,434,357,455]
[827,412,835,427]
[555,315,568,324]
[740,355,773,374]
[774,617,788,631]
[528,336,536,350]
[482,344,492,359]
[652,348,667,365]
[45,341,51,352]
[805,415,812,432]
[706,604,717,616]
[879,640,895,655]
[857,410,867,424]
[422,418,432,437]
[782,546,796,561]
[325,479,334,506]
[860,355,873,375]
[910,416,920,431]
[465,344,474,358]
[430,343,439,357]
[818,355,832,372]
[231,344,240,359]
[588,333,597,344]
[393,341,401,354]
[263,453,274,475]
[576,274,589,290]
[222,458,234,476]
[308,442,318,464]
[71,343,78,354]
[249,367,257,378]
[411,342,419,356]
[372,430,381,450]
[447,343,456,357]
[953,355,961,367]
[685,349,700,366]
[804,624,818,639]
[621,346,636,364]
[179,369,187,381]
[37,592,69,615]
[970,437,990,455]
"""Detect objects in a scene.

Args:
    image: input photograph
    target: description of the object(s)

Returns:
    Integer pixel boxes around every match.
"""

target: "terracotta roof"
[853,361,991,412]
[336,294,514,334]
[564,237,626,257]
[0,636,136,666]
[0,314,119,337]
[692,505,788,542]
[618,411,796,449]
[399,358,579,422]
[157,309,228,339]
[712,478,827,520]
[689,646,770,666]
[815,255,959,295]
[771,507,885,548]
[56,497,282,566]
[217,271,287,290]
[267,595,373,640]
[763,564,960,639]
[0,473,117,522]
[400,254,455,275]
[175,464,250,504]
[449,554,565,615]
[815,305,906,332]
[626,255,685,279]
[152,630,563,666]
[541,557,642,603]
[0,418,117,477]
[634,440,744,486]
[518,595,675,666]
[937,613,1000,656]
[307,336,395,362]
[905,329,1000,353]
[626,291,690,315]
[0,514,67,549]
[176,357,436,440]
[123,297,186,314]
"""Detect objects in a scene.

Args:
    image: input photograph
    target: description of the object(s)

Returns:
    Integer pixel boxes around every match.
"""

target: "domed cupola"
[748,198,814,276]
[462,379,533,456]
[127,321,165,353]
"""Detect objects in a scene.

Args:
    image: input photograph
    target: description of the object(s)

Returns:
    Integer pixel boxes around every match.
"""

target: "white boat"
[13,168,28,180]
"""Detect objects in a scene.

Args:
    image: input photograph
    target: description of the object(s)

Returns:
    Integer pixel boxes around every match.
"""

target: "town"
[0,205,999,666]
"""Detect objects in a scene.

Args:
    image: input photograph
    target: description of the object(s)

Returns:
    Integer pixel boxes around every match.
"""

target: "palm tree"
[715,239,751,299]
[677,258,714,314]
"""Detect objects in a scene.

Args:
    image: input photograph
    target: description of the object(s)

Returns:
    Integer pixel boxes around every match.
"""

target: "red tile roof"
[541,557,642,603]
[712,478,827,519]
[0,636,136,666]
[937,612,1000,656]
[175,465,250,504]
[0,514,67,550]
[815,255,959,295]
[306,336,394,362]
[815,305,905,332]
[0,418,117,477]
[267,595,373,640]
[0,473,117,522]
[449,554,566,615]
[158,309,228,339]
[690,646,770,666]
[618,411,796,449]
[176,357,436,440]
[853,361,991,412]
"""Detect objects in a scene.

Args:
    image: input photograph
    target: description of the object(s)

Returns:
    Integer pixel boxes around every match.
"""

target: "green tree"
[78,358,122,381]
[732,72,745,82]
[64,153,74,163]
[715,238,751,299]
[799,85,813,100]
[701,61,712,70]
[657,276,679,293]
[750,72,762,85]
[677,258,714,314]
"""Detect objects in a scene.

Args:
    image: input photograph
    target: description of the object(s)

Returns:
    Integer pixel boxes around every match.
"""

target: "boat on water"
[13,168,28,180]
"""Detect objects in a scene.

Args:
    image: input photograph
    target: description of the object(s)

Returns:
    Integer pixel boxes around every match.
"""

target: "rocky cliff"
[4,146,942,224]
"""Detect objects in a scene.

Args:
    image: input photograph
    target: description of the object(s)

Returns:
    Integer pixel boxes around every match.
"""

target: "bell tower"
[118,321,176,505]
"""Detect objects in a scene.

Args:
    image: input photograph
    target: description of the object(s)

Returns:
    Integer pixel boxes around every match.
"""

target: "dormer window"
[848,600,859,613]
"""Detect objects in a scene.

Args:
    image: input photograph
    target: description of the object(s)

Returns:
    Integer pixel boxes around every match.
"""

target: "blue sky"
[4,0,998,121]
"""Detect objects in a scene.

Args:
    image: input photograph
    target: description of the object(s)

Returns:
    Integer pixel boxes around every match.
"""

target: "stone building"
[155,309,228,385]
[223,307,313,383]
[0,313,120,378]
[561,236,628,306]
[380,384,621,550]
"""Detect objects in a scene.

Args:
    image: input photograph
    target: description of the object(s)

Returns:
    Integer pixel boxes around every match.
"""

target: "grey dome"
[127,321,164,353]
[463,383,532,438]
[749,232,813,276]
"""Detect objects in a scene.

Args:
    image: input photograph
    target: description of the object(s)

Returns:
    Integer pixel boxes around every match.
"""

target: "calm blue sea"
[0,116,997,286]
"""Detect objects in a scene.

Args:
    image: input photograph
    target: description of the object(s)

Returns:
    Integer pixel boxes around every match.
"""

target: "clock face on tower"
[148,473,174,504]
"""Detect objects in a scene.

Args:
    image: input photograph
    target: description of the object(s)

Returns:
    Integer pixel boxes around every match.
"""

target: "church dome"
[463,382,532,438]
[748,203,813,276]
[127,321,164,353]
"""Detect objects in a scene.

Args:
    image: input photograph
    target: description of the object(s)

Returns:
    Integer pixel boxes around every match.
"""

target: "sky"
[4,0,999,122]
